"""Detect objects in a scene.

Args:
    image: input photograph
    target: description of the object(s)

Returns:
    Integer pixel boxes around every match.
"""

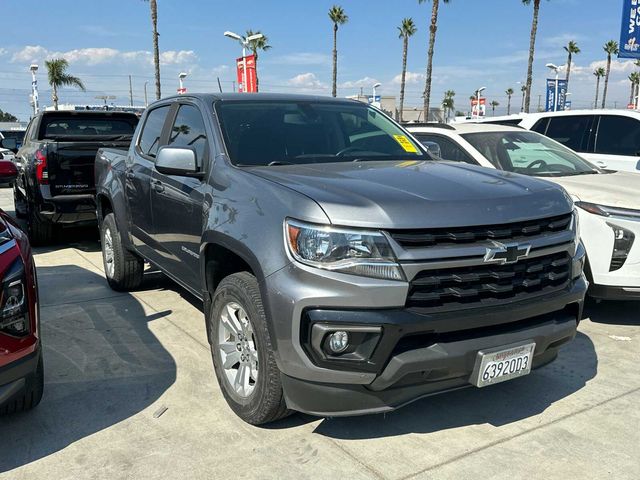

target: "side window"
[168,105,208,166]
[530,118,549,135]
[138,105,170,158]
[595,115,640,156]
[414,134,476,164]
[544,115,592,152]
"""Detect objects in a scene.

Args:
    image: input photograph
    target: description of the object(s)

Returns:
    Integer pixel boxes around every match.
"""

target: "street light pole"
[144,81,148,107]
[475,86,486,119]
[372,82,381,108]
[178,72,187,94]
[29,64,39,115]
[546,64,564,112]
[224,31,264,93]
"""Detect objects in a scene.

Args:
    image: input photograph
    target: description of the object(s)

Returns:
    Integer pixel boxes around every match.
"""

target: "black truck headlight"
[608,224,635,272]
[286,219,404,281]
[0,258,29,337]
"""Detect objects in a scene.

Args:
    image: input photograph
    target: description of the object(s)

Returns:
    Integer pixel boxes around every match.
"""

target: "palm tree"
[245,29,271,92]
[45,58,85,110]
[418,0,450,121]
[505,88,514,115]
[602,40,619,109]
[328,5,348,97]
[442,90,455,122]
[520,84,527,112]
[490,100,500,115]
[143,0,161,100]
[522,0,543,113]
[397,18,417,122]
[593,67,605,108]
[629,72,640,106]
[564,40,580,88]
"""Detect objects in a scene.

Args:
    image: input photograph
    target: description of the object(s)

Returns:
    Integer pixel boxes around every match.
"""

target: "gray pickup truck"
[95,93,586,425]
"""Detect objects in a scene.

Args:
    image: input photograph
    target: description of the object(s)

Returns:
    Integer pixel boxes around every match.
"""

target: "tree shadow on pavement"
[584,300,640,325]
[0,265,177,473]
[309,331,597,440]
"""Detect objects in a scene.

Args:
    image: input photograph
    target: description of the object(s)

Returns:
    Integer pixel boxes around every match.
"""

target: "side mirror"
[0,138,17,152]
[594,160,608,169]
[422,141,442,158]
[155,146,199,176]
[0,160,18,183]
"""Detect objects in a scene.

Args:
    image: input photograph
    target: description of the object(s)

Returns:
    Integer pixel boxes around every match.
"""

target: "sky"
[0,0,634,121]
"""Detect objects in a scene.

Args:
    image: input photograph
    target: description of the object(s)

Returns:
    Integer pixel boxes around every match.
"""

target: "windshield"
[215,100,426,166]
[461,130,598,177]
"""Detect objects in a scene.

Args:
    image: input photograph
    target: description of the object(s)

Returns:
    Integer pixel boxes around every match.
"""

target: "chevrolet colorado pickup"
[95,94,586,425]
[14,110,139,244]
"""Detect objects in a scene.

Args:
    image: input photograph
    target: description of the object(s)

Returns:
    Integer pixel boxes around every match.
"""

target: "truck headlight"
[0,258,29,337]
[285,219,404,281]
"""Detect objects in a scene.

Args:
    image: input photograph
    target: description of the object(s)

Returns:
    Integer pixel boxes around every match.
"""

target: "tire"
[13,187,27,219]
[101,212,144,291]
[27,207,53,246]
[0,352,44,415]
[209,272,291,425]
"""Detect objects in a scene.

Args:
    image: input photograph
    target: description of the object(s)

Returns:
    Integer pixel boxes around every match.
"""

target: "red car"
[0,160,43,414]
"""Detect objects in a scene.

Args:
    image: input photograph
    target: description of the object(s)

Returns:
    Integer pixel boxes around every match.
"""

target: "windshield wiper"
[267,161,294,166]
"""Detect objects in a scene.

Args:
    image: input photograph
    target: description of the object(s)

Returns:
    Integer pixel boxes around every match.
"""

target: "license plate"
[472,342,536,388]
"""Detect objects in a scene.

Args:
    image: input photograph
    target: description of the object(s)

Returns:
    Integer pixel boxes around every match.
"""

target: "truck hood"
[248,160,572,229]
[545,170,640,210]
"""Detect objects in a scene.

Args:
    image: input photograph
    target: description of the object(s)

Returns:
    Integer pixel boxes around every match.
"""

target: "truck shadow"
[0,265,177,473]
[584,299,640,325]
[304,331,597,439]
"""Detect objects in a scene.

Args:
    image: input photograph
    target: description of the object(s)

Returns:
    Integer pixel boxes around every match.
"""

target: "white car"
[408,123,640,300]
[514,110,640,174]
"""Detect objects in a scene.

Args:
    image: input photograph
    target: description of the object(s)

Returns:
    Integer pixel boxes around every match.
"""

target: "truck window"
[543,115,592,152]
[138,105,170,158]
[39,115,138,140]
[412,134,476,164]
[168,105,207,166]
[595,115,640,155]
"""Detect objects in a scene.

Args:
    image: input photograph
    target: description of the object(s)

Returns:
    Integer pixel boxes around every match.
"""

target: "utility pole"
[232,81,236,92]
[128,75,134,106]
[143,82,148,107]
[537,95,542,112]
[29,64,39,115]
[217,77,223,93]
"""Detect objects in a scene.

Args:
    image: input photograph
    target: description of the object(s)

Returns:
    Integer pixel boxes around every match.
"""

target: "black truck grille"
[407,252,571,311]
[390,213,572,248]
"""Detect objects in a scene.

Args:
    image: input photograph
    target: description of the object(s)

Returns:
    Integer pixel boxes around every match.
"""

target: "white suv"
[517,110,640,174]
[407,122,640,300]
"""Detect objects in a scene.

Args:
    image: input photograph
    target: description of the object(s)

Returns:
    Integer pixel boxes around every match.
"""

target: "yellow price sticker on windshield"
[393,135,419,154]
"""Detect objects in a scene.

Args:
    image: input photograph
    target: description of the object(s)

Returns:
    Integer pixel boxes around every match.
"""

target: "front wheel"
[101,213,144,291]
[209,272,291,425]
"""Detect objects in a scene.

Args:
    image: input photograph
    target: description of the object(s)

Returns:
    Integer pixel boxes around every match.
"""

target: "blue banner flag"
[620,0,640,58]
[546,79,568,112]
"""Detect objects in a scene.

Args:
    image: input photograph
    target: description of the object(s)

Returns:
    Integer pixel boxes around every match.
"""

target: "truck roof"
[161,92,362,104]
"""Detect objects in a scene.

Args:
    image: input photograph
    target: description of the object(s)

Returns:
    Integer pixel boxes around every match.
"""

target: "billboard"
[236,54,257,93]
[471,98,486,117]
[546,78,568,112]
[620,0,640,58]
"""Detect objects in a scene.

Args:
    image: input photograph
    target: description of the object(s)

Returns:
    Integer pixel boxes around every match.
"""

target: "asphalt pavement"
[0,186,638,479]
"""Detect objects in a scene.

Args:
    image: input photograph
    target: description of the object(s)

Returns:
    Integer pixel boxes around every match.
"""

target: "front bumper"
[0,347,40,408]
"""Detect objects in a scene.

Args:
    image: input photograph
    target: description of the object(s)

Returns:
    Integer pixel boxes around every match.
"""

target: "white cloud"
[340,76,380,89]
[160,50,198,66]
[287,72,327,90]
[392,71,425,85]
[11,45,49,63]
[0,48,7,57]
[542,33,587,47]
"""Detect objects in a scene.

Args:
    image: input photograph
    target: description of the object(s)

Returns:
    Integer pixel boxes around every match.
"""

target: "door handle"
[125,170,136,180]
[151,179,165,193]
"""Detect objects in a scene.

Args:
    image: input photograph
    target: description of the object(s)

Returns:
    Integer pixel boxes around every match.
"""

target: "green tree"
[629,72,640,106]
[490,100,500,115]
[328,5,348,97]
[601,40,619,109]
[143,0,161,100]
[245,29,272,92]
[418,0,450,121]
[0,109,18,122]
[442,89,455,122]
[44,58,85,110]
[505,87,514,115]
[397,18,417,122]
[520,84,527,112]
[593,67,605,108]
[564,40,580,87]
[522,0,545,113]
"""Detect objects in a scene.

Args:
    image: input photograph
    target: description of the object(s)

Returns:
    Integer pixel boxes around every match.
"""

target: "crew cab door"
[125,104,172,261]
[149,102,208,291]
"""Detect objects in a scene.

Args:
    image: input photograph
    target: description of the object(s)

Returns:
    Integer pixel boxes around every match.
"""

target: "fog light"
[328,331,349,353]
[608,224,635,271]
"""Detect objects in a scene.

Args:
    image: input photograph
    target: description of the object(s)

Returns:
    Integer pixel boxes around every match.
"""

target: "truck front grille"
[390,213,572,248]
[407,251,571,312]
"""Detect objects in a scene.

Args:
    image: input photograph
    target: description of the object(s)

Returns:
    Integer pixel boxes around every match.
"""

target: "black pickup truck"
[13,111,139,244]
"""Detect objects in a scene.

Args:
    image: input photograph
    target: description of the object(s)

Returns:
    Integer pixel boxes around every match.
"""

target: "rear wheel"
[27,207,53,246]
[101,213,144,291]
[13,187,27,219]
[0,352,44,415]
[209,272,291,425]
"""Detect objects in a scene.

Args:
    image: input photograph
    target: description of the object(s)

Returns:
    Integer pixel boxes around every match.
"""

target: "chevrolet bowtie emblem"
[484,243,531,265]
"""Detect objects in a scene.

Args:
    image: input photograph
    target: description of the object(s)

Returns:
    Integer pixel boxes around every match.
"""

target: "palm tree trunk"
[150,0,161,100]
[332,24,338,97]
[566,52,572,84]
[630,82,635,106]
[524,0,540,113]
[602,55,612,109]
[507,95,511,115]
[52,84,58,111]
[521,91,525,112]
[423,0,440,121]
[594,76,600,108]
[254,52,260,93]
[399,36,408,122]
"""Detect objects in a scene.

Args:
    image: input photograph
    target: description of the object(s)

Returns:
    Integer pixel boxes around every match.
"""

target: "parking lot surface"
[0,187,638,480]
